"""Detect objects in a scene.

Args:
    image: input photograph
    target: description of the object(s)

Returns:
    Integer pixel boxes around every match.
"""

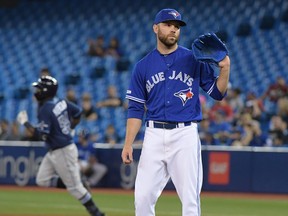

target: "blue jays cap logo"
[168,11,180,19]
[154,8,186,26]
[174,88,194,106]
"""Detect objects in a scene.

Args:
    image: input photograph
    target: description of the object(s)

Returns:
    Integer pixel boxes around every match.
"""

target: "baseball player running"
[17,76,105,216]
[121,8,230,216]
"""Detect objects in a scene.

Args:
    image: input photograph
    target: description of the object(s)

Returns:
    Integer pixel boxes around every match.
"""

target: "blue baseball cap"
[154,8,186,26]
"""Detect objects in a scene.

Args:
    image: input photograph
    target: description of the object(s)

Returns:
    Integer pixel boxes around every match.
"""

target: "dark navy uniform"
[17,76,104,216]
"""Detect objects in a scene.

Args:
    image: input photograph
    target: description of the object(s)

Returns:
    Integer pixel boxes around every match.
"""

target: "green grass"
[202,196,288,216]
[0,188,287,216]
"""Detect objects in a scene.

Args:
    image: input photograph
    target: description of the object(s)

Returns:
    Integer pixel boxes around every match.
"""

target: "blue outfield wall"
[1,141,288,193]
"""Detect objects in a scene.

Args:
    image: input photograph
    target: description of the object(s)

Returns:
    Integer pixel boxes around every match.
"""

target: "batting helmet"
[32,76,58,101]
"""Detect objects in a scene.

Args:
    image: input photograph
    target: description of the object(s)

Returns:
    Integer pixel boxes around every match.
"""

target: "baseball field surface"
[0,186,288,216]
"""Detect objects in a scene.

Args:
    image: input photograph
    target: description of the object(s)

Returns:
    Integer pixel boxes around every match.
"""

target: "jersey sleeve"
[66,100,82,119]
[37,107,52,135]
[199,63,226,100]
[127,100,145,119]
[125,63,146,119]
[126,63,147,104]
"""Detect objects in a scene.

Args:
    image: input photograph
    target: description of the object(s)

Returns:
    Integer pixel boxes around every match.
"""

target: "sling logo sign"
[0,150,43,186]
[208,152,230,185]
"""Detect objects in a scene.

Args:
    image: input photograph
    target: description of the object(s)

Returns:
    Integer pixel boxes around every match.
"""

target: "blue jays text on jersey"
[146,70,194,93]
[126,46,225,122]
[36,98,82,150]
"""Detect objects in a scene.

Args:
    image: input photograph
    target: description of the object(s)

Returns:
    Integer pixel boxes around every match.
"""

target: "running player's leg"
[51,144,86,198]
[135,127,170,216]
[167,124,203,216]
[36,151,77,189]
[52,144,104,216]
[36,152,56,187]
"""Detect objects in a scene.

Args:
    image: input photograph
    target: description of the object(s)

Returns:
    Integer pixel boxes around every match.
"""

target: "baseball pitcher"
[121,8,230,216]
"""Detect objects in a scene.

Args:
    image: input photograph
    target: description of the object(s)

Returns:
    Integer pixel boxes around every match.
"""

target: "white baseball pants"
[135,123,203,216]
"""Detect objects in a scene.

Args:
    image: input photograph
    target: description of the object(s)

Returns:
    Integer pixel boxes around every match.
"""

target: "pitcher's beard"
[159,35,178,48]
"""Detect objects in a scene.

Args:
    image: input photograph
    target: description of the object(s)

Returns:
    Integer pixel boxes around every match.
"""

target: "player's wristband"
[24,122,33,129]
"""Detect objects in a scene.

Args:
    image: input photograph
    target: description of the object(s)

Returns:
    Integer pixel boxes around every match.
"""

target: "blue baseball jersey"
[126,46,225,122]
[36,98,82,150]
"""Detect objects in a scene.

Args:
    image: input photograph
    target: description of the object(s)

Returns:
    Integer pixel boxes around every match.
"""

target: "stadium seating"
[0,0,287,142]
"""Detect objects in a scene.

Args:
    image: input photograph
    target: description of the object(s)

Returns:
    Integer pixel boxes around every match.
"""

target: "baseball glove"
[192,32,228,65]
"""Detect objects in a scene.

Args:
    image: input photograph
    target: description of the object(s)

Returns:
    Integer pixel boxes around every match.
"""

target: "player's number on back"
[57,111,71,135]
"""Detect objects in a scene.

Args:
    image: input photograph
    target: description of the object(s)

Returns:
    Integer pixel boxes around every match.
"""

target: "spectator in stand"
[231,120,253,146]
[81,92,99,121]
[209,98,234,122]
[261,76,288,114]
[105,37,122,59]
[232,112,265,146]
[226,87,244,116]
[227,126,244,146]
[103,124,121,145]
[66,87,79,105]
[0,119,10,140]
[76,129,108,187]
[248,123,267,147]
[277,96,288,122]
[96,85,123,108]
[210,110,232,145]
[7,121,22,140]
[244,91,265,121]
[262,76,288,103]
[87,35,106,57]
[267,115,288,147]
[198,117,218,145]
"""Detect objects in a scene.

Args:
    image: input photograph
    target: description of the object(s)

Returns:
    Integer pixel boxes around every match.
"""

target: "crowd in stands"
[1,75,287,148]
[87,35,122,60]
[0,30,287,148]
[199,75,288,147]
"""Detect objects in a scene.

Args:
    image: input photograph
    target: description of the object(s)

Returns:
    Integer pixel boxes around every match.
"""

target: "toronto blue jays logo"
[174,88,194,106]
[168,11,180,18]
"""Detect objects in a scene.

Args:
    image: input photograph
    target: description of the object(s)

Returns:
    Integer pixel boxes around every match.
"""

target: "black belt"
[146,121,196,130]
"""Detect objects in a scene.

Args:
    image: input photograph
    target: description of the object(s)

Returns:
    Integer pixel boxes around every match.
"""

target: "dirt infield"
[1,185,288,200]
